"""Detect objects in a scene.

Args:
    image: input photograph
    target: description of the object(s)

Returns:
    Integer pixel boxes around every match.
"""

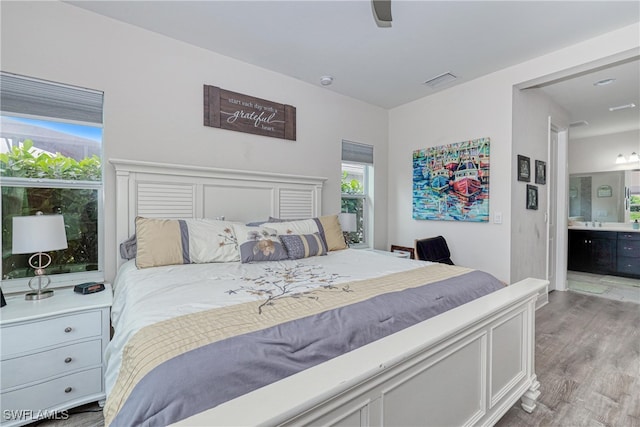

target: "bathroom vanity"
[568,227,640,278]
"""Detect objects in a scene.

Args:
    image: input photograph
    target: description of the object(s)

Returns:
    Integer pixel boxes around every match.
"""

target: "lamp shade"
[338,212,357,233]
[12,214,68,254]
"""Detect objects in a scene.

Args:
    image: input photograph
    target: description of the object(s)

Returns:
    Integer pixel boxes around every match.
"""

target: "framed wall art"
[204,85,296,140]
[517,155,530,182]
[535,160,546,185]
[597,185,612,197]
[412,137,490,222]
[526,184,538,210]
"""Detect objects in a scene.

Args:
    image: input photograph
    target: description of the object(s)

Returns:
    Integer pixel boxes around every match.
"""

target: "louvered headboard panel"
[136,183,196,218]
[111,159,326,266]
[279,189,314,219]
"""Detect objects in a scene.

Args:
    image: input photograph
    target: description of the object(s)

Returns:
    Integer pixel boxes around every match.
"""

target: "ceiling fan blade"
[372,0,392,28]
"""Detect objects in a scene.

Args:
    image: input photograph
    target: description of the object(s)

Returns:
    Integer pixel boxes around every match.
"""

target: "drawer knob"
[64,387,73,393]
[64,357,73,363]
[64,327,73,333]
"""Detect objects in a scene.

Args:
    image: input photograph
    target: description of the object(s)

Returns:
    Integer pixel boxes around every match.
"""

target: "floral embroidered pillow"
[233,224,289,263]
[135,217,240,269]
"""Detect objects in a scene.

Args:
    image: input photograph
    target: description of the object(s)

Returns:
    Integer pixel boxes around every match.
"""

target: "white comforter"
[104,249,429,395]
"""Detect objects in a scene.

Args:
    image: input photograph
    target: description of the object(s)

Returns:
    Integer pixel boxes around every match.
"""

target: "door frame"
[549,121,568,291]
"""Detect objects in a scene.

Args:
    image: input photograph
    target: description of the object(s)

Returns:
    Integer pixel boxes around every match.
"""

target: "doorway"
[518,51,639,298]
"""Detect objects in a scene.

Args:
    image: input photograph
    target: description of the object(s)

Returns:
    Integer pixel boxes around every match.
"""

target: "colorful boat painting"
[431,167,450,193]
[452,161,481,198]
[413,137,490,222]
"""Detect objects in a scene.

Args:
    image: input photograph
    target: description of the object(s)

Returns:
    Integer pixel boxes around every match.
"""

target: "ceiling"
[537,58,640,140]
[67,1,640,138]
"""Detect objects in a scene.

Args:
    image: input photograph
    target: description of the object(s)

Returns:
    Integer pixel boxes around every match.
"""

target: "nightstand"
[0,285,112,426]
[367,248,411,258]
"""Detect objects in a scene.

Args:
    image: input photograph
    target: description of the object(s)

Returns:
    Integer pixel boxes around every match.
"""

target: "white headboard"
[110,159,326,264]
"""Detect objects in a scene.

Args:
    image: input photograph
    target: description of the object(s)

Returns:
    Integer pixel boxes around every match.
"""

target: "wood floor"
[497,291,640,427]
[33,291,639,427]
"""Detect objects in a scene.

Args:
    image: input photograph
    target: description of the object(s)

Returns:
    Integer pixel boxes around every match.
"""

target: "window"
[631,192,640,221]
[0,72,104,292]
[341,140,373,247]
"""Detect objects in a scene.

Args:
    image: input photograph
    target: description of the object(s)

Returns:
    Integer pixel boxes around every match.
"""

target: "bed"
[106,159,548,426]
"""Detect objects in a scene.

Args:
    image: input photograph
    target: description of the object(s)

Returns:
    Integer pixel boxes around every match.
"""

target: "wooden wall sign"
[204,85,296,141]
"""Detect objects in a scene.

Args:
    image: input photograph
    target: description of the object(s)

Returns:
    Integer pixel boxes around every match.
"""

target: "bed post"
[114,166,132,269]
[520,376,541,413]
[521,292,541,413]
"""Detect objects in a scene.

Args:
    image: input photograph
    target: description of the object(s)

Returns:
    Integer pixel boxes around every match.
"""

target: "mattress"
[104,249,504,426]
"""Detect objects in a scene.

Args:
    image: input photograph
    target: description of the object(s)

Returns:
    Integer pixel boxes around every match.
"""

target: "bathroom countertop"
[568,225,640,233]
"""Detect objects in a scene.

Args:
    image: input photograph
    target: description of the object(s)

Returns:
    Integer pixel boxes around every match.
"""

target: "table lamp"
[338,212,357,245]
[12,212,68,300]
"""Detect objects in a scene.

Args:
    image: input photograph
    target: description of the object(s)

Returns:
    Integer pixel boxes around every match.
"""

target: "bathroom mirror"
[569,170,639,223]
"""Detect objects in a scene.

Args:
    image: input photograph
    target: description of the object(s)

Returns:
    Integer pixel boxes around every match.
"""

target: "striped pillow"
[280,233,328,259]
[266,215,347,252]
[135,217,240,268]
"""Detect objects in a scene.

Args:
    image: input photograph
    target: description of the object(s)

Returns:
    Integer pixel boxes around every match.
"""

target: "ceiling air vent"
[569,120,589,128]
[423,72,457,88]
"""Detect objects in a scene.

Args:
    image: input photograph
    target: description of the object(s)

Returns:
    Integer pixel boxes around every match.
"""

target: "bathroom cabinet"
[568,229,639,278]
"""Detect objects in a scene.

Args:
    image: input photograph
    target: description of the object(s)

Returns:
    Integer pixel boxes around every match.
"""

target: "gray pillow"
[119,234,137,260]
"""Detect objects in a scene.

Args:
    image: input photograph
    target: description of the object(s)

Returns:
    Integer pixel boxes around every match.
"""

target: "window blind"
[342,140,373,165]
[0,72,103,124]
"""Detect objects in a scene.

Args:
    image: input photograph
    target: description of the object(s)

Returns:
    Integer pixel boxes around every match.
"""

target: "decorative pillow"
[280,233,327,259]
[119,234,137,260]
[267,216,304,223]
[233,224,289,263]
[266,215,347,251]
[314,215,348,251]
[135,217,240,269]
[264,218,318,236]
[245,220,268,227]
[187,219,239,263]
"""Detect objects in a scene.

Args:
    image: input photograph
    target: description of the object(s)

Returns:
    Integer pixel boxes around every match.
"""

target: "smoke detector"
[320,76,334,86]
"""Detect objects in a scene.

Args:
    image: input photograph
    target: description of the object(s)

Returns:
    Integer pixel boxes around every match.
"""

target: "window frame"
[1,73,104,294]
[630,194,640,221]
[341,162,373,248]
[1,176,105,294]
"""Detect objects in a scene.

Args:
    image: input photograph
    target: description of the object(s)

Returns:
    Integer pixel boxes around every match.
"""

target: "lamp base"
[25,289,54,300]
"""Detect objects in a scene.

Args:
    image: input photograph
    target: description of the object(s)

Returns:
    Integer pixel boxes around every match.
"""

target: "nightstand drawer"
[1,311,102,357]
[0,368,102,415]
[1,340,102,389]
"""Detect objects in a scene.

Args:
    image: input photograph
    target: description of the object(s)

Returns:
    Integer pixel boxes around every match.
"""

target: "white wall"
[569,129,640,174]
[0,1,389,282]
[510,88,569,283]
[388,23,639,283]
[2,1,638,285]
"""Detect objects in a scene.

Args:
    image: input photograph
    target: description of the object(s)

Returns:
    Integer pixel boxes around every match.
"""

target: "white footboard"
[174,278,547,427]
